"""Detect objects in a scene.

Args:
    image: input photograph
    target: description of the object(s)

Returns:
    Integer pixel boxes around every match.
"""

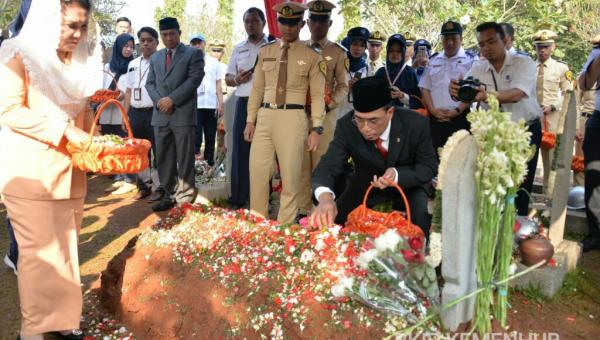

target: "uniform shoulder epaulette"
[557,60,569,65]
[465,49,478,59]
[333,42,348,52]
[430,52,439,60]
[260,40,277,48]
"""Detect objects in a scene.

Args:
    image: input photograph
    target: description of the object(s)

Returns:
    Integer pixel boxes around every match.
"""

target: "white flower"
[300,249,314,263]
[356,249,379,269]
[315,238,326,251]
[425,232,442,267]
[330,283,346,297]
[341,276,355,289]
[509,263,518,275]
[330,225,342,237]
[374,229,401,252]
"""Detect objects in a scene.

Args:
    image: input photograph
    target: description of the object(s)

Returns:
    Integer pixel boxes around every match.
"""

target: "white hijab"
[0,0,102,118]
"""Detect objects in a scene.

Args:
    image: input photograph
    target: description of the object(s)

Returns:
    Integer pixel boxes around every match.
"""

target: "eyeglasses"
[351,115,382,128]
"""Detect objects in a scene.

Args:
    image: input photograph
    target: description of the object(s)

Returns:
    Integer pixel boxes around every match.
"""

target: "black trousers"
[429,113,470,153]
[154,125,196,204]
[128,107,156,192]
[230,97,251,206]
[195,108,217,165]
[516,119,542,216]
[335,183,431,235]
[583,110,600,238]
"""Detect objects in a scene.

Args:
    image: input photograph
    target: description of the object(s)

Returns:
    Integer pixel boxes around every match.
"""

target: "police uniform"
[533,29,573,192]
[419,21,476,151]
[367,30,386,76]
[247,2,326,224]
[403,31,416,67]
[299,0,350,215]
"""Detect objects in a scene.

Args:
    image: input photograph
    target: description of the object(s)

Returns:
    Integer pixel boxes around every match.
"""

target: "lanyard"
[138,58,150,88]
[384,63,407,88]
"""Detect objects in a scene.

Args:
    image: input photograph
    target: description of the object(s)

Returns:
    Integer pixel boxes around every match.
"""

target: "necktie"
[275,44,290,107]
[536,63,544,105]
[311,42,321,52]
[166,49,173,71]
[375,138,388,159]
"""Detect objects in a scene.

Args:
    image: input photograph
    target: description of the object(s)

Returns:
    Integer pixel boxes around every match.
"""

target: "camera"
[457,76,483,102]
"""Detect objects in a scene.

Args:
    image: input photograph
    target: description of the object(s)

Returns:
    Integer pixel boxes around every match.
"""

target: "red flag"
[264,0,307,39]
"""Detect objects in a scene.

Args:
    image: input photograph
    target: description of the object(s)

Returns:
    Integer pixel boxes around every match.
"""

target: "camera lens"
[457,85,478,102]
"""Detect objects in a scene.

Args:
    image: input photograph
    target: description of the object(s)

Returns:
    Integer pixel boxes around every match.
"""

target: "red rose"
[408,237,424,251]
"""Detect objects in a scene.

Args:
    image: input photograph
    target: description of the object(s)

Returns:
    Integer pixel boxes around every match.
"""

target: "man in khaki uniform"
[534,29,573,193]
[367,30,386,76]
[574,34,600,186]
[298,0,349,218]
[403,31,417,66]
[244,2,326,224]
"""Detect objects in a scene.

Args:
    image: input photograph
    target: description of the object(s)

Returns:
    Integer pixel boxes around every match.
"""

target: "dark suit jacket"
[146,43,205,127]
[312,107,438,203]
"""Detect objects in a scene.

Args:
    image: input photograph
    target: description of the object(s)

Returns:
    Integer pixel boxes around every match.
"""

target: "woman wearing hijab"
[0,1,101,339]
[101,33,137,194]
[374,34,423,110]
[337,27,370,119]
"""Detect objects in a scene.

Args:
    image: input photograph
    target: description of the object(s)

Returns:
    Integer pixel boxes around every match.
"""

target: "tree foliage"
[181,2,232,63]
[0,0,20,33]
[154,0,187,27]
[94,0,126,37]
[338,0,600,71]
[216,0,234,50]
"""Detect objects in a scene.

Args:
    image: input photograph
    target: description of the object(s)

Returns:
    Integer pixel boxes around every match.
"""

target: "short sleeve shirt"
[536,57,572,109]
[126,56,154,108]
[226,34,270,97]
[419,48,476,110]
[465,51,541,122]
[197,55,223,109]
[581,47,600,111]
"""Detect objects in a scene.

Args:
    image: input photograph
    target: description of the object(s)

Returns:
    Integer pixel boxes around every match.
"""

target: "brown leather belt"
[261,103,305,110]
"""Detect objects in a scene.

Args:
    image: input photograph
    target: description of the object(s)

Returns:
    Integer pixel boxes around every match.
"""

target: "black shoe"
[152,199,175,212]
[582,236,600,252]
[148,189,165,202]
[52,329,85,340]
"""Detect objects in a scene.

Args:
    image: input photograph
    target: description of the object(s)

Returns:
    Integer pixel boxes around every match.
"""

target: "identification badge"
[133,88,142,101]
[197,84,206,94]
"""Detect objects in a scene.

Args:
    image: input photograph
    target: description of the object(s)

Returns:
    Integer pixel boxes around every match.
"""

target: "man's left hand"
[542,105,552,115]
[158,97,175,114]
[371,168,396,189]
[307,131,321,152]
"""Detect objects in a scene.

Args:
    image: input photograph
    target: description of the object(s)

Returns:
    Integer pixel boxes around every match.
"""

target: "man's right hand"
[310,193,338,227]
[430,108,450,122]
[243,122,255,142]
[236,69,252,84]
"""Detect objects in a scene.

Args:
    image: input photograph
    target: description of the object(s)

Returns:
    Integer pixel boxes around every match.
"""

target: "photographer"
[449,22,541,217]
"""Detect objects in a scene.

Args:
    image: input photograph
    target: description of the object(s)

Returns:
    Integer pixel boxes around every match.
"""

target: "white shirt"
[419,48,476,110]
[226,34,270,97]
[100,63,128,125]
[314,120,398,201]
[197,55,223,109]
[582,47,600,110]
[126,55,154,108]
[337,66,369,120]
[465,51,541,122]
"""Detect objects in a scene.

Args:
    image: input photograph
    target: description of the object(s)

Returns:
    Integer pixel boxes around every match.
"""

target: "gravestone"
[440,134,478,331]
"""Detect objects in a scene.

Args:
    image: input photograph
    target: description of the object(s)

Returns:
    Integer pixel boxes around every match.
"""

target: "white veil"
[0,0,103,118]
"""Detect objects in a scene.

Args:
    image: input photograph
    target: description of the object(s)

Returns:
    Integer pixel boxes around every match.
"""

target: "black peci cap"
[352,77,392,113]
[159,17,180,31]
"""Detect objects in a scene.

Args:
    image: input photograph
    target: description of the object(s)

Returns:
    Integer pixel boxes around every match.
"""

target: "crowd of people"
[1,0,600,339]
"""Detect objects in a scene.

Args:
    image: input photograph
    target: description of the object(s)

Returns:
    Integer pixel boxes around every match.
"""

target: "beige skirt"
[3,194,84,335]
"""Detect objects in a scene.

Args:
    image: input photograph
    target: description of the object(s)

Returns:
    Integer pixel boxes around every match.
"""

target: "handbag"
[345,183,425,239]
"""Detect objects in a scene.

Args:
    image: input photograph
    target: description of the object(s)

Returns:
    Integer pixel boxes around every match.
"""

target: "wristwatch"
[311,126,324,135]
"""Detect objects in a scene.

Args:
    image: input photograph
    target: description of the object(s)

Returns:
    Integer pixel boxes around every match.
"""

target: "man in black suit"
[310,76,438,234]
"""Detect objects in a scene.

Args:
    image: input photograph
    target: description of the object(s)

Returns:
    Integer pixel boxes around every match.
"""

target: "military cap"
[440,21,462,35]
[347,27,370,44]
[209,39,226,50]
[592,34,600,48]
[273,2,307,24]
[368,30,386,45]
[189,33,205,43]
[307,0,335,19]
[403,31,417,46]
[159,17,179,31]
[533,29,557,46]
[352,76,392,113]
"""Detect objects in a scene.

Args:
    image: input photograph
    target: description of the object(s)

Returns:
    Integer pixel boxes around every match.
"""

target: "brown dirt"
[1,175,600,339]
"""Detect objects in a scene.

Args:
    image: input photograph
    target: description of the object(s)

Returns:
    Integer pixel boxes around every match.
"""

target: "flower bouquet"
[331,229,439,327]
[305,84,333,115]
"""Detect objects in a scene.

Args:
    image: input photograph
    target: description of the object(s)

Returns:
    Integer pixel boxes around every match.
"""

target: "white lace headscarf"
[0,0,102,118]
